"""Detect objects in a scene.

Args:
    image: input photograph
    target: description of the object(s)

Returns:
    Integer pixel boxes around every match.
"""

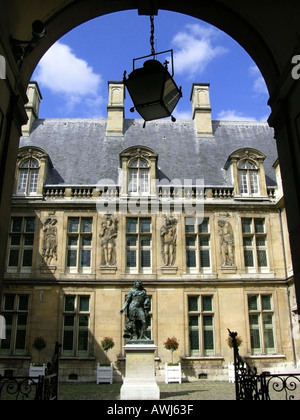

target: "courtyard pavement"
[58,380,236,400]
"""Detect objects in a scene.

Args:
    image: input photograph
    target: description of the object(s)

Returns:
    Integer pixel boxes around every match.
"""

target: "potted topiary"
[97,337,115,384]
[29,336,47,377]
[163,337,181,383]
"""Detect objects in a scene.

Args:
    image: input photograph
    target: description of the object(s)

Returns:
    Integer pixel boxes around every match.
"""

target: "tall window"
[62,295,90,357]
[188,295,214,356]
[126,218,152,273]
[242,218,268,272]
[238,160,259,196]
[17,158,40,195]
[66,217,93,273]
[185,218,211,272]
[7,217,35,272]
[0,294,29,355]
[128,158,150,194]
[248,294,275,355]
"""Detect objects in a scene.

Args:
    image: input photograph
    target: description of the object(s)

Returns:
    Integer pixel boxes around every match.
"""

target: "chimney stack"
[106,81,125,135]
[190,83,213,136]
[22,82,42,136]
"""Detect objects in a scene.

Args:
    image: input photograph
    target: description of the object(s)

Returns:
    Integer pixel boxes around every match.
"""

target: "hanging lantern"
[123,16,182,123]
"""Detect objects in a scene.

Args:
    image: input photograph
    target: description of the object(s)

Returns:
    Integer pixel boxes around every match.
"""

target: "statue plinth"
[120,341,160,400]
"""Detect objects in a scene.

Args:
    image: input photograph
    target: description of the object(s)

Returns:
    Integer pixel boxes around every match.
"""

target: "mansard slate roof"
[19,118,278,187]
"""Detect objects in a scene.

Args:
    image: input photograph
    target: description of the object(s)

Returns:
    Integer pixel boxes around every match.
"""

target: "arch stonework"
[1,0,300,315]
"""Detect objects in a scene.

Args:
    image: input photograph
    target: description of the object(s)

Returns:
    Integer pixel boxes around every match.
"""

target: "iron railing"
[0,341,61,400]
[228,329,300,400]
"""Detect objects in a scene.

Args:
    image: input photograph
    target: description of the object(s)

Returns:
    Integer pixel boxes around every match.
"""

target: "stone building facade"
[0,81,298,382]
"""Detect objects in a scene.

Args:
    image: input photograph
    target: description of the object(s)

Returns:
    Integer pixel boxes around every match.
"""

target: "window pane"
[8,250,19,266]
[25,218,35,232]
[242,219,252,233]
[22,250,33,267]
[82,236,92,246]
[18,295,29,311]
[24,235,34,246]
[68,218,79,233]
[186,236,196,247]
[68,236,78,246]
[243,237,253,247]
[187,250,196,267]
[248,295,258,311]
[141,250,151,267]
[200,250,210,267]
[204,330,214,352]
[11,235,21,246]
[64,315,75,326]
[4,295,15,310]
[127,218,137,233]
[127,250,136,267]
[29,169,39,193]
[261,295,272,311]
[11,218,22,232]
[189,330,199,351]
[250,172,259,194]
[79,296,90,312]
[202,296,212,311]
[63,330,74,351]
[127,236,137,247]
[256,237,266,247]
[67,250,77,267]
[140,219,151,233]
[200,237,209,246]
[65,296,75,312]
[18,170,28,194]
[188,297,198,312]
[255,219,265,233]
[244,250,254,267]
[81,250,91,267]
[185,219,195,233]
[257,250,267,267]
[141,236,151,247]
[239,171,248,194]
[81,218,92,233]
[199,220,209,233]
[140,169,149,193]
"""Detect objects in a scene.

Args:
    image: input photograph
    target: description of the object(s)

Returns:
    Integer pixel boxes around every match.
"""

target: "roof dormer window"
[238,159,259,196]
[17,158,40,195]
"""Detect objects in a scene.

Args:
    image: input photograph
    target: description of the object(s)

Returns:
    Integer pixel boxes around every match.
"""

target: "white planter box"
[29,363,46,378]
[96,363,113,384]
[165,363,181,384]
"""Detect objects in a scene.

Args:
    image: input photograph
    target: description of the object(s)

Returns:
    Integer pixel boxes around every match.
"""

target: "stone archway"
[1,1,300,314]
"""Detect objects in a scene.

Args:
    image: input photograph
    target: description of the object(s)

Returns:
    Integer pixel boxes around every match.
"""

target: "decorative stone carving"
[160,216,178,267]
[100,215,118,266]
[42,217,58,265]
[218,220,235,267]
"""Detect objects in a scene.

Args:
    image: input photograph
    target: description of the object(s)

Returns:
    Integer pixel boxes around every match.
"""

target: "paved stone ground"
[58,380,236,400]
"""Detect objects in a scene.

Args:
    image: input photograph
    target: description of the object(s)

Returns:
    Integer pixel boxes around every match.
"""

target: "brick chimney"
[22,82,42,136]
[106,81,125,135]
[190,83,213,136]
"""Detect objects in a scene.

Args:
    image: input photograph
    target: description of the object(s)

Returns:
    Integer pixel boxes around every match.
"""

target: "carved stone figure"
[100,215,118,266]
[120,280,151,341]
[218,220,235,266]
[42,217,57,265]
[160,216,178,266]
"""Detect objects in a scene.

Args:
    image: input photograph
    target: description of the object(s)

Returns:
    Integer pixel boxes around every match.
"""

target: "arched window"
[238,159,259,196]
[128,158,150,195]
[17,158,40,195]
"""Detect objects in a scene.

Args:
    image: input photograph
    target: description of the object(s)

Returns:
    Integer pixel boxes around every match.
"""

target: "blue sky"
[32,10,270,121]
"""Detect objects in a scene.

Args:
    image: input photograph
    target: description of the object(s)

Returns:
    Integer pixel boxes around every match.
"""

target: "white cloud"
[217,109,257,121]
[171,24,228,78]
[249,65,268,96]
[34,41,104,115]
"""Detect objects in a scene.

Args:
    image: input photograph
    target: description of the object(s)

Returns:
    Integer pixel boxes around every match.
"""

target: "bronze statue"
[120,280,151,341]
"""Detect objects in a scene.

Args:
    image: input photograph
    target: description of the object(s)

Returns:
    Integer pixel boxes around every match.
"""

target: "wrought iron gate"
[228,330,300,400]
[0,341,61,400]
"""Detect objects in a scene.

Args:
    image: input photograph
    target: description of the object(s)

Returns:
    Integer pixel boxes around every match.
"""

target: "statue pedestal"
[120,342,160,400]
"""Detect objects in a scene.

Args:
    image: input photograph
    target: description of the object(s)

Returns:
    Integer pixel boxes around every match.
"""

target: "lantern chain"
[150,15,155,56]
